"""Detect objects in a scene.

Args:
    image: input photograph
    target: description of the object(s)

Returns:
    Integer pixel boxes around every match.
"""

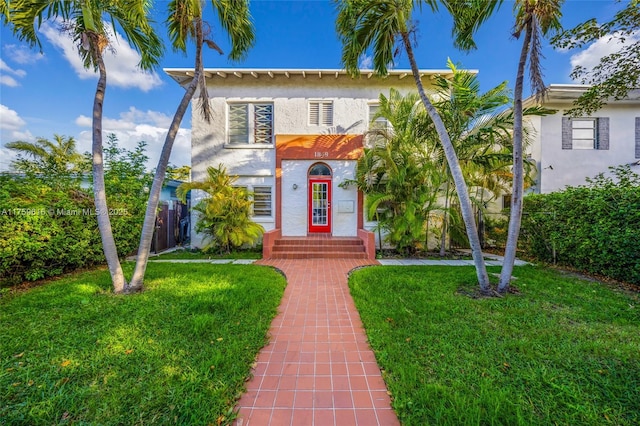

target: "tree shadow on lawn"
[0,263,285,425]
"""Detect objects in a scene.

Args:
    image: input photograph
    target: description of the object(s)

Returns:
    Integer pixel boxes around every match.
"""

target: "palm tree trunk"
[400,32,491,293]
[92,50,127,293]
[128,19,205,291]
[499,20,532,293]
[440,178,449,257]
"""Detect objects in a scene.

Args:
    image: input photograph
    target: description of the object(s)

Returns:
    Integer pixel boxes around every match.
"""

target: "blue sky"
[0,0,634,171]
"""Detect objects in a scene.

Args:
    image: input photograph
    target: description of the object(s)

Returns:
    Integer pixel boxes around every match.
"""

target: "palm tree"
[351,89,443,254]
[5,0,163,293]
[429,62,510,253]
[431,70,550,252]
[128,0,255,291]
[176,165,264,253]
[6,134,85,178]
[335,0,497,293]
[498,0,563,293]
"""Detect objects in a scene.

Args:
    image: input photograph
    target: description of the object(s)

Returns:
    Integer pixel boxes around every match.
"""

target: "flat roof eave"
[163,67,477,86]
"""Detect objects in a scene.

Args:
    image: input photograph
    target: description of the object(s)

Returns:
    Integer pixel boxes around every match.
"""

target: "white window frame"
[367,103,392,146]
[227,102,274,145]
[571,118,597,150]
[252,186,272,217]
[308,100,334,126]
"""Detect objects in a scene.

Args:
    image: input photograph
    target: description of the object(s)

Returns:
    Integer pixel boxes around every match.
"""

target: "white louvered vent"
[309,101,333,126]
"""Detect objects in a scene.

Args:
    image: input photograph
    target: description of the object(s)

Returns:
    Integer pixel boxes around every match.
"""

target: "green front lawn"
[0,263,285,425]
[150,248,262,260]
[349,265,640,425]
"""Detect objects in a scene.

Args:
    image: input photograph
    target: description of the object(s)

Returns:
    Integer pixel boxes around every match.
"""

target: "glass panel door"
[308,179,331,233]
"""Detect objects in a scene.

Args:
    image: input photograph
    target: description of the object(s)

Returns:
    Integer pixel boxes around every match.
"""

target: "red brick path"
[234,258,400,426]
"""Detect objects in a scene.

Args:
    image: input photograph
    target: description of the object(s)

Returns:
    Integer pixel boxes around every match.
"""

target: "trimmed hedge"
[521,166,640,285]
[0,139,151,287]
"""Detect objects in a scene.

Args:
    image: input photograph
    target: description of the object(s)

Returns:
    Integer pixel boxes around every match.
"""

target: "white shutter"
[309,101,333,126]
[321,102,333,126]
[309,102,320,125]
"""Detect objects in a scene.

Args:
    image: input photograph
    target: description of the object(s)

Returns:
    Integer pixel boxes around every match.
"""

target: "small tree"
[551,0,640,116]
[176,165,264,254]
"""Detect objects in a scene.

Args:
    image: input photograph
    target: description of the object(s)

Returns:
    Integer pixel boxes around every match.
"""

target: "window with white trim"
[562,117,609,150]
[308,101,333,126]
[572,118,597,149]
[367,104,391,146]
[252,186,272,217]
[228,103,273,144]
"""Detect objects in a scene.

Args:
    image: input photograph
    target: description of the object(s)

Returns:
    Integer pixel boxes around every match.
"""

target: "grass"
[151,247,262,260]
[349,265,640,426]
[0,263,285,425]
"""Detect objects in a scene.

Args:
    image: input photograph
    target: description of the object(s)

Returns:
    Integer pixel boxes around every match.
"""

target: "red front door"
[308,178,331,233]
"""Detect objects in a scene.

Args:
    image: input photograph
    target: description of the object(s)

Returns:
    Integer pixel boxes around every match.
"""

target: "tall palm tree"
[6,134,85,178]
[5,0,163,293]
[352,89,443,254]
[335,0,497,293]
[431,70,550,252]
[128,0,255,291]
[498,0,563,293]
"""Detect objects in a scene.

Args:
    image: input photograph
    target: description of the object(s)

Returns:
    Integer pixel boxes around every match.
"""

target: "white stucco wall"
[536,104,640,193]
[187,72,440,244]
[281,160,358,237]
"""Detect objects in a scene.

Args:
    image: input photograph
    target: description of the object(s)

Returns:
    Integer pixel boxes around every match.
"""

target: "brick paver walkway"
[234,258,400,426]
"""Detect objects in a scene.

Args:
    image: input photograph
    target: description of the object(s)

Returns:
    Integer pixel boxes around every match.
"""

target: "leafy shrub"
[521,166,640,284]
[177,165,264,253]
[0,135,151,287]
[483,214,509,249]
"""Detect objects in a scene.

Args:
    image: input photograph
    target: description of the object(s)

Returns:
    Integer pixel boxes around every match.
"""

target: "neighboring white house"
[165,68,461,255]
[526,84,640,194]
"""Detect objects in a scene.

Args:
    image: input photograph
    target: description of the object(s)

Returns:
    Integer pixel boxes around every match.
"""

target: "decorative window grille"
[228,103,273,144]
[228,104,249,144]
[309,101,333,126]
[254,104,273,144]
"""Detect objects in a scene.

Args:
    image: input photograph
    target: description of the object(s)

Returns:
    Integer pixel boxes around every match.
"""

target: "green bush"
[521,166,640,284]
[0,136,152,287]
[177,165,264,253]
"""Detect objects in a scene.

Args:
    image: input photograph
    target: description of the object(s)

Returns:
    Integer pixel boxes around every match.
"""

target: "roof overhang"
[524,84,640,106]
[163,68,478,87]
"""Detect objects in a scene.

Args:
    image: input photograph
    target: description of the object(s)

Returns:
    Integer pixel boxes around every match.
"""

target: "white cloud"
[75,107,191,168]
[0,104,26,130]
[39,20,162,92]
[0,105,34,171]
[359,54,373,70]
[0,58,27,86]
[0,147,19,171]
[0,59,27,77]
[570,31,640,77]
[3,44,46,65]
[0,75,20,87]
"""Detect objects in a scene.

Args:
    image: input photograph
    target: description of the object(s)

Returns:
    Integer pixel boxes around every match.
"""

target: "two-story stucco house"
[165,68,456,258]
[526,84,640,194]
